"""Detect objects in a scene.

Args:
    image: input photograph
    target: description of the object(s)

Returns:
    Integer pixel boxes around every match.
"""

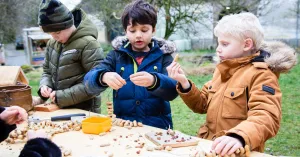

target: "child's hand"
[102,72,126,90]
[166,62,190,89]
[27,130,48,140]
[40,85,52,98]
[49,91,56,103]
[0,106,27,125]
[212,136,243,156]
[130,72,154,87]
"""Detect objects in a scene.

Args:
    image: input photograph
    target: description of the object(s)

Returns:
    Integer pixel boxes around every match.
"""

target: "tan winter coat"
[177,41,297,152]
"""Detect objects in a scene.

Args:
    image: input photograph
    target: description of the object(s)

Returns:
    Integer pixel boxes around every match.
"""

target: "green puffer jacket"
[38,8,104,113]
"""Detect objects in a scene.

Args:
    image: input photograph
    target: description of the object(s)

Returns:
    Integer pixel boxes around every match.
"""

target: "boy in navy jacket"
[84,0,178,129]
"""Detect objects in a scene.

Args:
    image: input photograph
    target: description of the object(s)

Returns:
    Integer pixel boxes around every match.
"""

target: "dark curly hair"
[121,0,157,30]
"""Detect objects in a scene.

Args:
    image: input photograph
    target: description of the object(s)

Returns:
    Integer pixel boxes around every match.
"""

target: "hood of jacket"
[259,41,297,73]
[65,8,98,45]
[111,36,176,54]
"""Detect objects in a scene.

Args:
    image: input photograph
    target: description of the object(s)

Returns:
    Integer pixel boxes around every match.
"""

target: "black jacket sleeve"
[0,106,16,142]
[19,138,61,157]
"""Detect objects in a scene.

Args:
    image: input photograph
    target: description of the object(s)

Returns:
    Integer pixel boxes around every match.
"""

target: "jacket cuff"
[0,106,5,113]
[227,133,246,147]
[0,118,16,142]
[177,81,192,93]
[147,73,160,91]
[19,138,61,157]
[98,71,109,87]
[176,80,192,93]
[226,129,250,149]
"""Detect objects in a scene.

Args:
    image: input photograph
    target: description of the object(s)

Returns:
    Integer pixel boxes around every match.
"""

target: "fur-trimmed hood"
[261,41,297,73]
[111,36,176,54]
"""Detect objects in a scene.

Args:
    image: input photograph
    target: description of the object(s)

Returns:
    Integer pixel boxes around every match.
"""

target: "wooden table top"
[0,109,274,157]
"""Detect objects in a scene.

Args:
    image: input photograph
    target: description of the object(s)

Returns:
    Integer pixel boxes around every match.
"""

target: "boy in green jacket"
[36,0,104,113]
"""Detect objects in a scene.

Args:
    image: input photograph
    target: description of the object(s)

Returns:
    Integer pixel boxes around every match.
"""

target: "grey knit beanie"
[38,0,74,32]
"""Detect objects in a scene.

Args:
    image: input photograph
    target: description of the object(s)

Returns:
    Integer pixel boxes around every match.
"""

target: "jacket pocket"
[222,87,248,119]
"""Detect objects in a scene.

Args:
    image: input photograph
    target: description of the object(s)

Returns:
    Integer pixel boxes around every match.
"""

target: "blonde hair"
[214,12,264,51]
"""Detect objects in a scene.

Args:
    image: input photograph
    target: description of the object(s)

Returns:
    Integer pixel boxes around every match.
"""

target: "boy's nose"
[216,46,221,53]
[136,31,142,38]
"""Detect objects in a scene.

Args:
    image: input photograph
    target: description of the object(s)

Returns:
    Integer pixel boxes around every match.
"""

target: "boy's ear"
[152,27,156,33]
[243,38,254,52]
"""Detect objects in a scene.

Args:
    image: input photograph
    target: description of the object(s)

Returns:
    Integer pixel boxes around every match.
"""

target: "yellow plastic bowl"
[81,116,112,134]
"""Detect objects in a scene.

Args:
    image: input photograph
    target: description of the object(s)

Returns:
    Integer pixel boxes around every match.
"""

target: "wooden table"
[0,109,274,157]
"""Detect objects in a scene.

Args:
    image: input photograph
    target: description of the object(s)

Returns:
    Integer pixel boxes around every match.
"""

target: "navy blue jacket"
[84,37,178,129]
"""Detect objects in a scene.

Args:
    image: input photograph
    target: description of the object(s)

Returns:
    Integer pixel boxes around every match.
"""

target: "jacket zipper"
[154,66,158,72]
[115,67,125,98]
[55,44,63,89]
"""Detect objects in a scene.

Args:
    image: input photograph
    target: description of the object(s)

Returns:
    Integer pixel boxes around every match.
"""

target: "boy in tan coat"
[167,12,297,155]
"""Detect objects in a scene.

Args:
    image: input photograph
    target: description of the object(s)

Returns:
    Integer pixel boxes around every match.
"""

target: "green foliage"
[21,65,34,73]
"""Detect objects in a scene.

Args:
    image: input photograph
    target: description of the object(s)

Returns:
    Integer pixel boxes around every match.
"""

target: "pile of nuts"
[5,128,28,144]
[106,102,115,119]
[106,101,144,129]
[112,119,143,129]
[5,120,82,144]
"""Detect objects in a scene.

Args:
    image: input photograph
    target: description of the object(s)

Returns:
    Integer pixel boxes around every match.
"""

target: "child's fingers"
[41,87,50,97]
[228,143,241,155]
[130,72,148,79]
[110,80,123,90]
[49,92,55,101]
[47,87,53,95]
[114,77,126,86]
[212,136,223,150]
[51,96,56,103]
[221,141,235,156]
[169,61,177,67]
[166,62,178,76]
[5,110,19,124]
[174,64,181,73]
[40,87,46,96]
[213,136,228,154]
[115,75,126,85]
[17,113,24,122]
[7,109,19,117]
[131,80,143,86]
[131,72,144,77]
[16,119,25,125]
[171,63,180,76]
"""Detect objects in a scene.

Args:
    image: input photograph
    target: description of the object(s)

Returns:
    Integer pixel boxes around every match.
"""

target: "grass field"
[25,54,300,156]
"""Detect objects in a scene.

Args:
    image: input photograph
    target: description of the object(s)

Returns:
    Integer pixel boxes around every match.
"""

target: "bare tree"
[80,0,131,42]
[0,0,39,42]
[287,0,300,47]
[208,0,277,46]
[154,0,208,39]
[81,0,209,40]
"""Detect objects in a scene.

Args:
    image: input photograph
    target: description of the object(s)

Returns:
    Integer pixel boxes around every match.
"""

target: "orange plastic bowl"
[82,116,112,134]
